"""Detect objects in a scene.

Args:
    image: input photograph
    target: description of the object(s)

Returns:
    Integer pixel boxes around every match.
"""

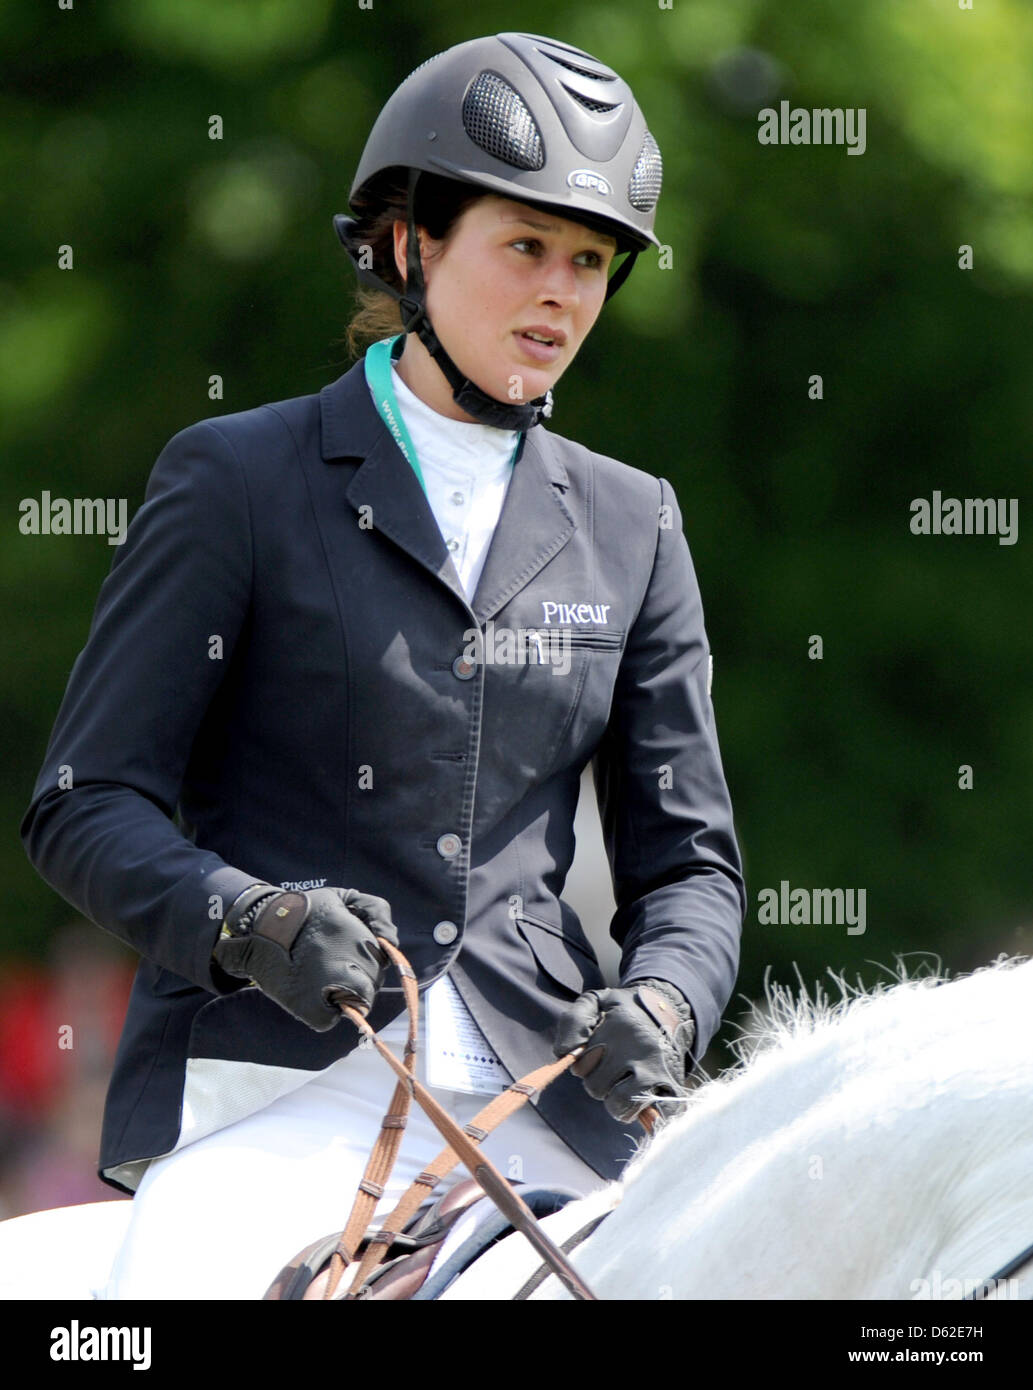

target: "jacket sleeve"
[591,475,746,1062]
[20,420,261,993]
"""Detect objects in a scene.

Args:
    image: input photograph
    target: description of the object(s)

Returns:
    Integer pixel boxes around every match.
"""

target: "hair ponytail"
[337,170,486,358]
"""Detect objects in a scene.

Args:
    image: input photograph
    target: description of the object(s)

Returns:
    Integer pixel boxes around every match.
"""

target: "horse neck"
[560,962,1033,1299]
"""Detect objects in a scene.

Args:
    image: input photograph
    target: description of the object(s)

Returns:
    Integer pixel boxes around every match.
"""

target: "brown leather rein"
[322,939,658,1302]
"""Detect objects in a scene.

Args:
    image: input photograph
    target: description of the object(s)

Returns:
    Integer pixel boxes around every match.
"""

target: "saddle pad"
[413,1185,583,1301]
[430,1184,622,1301]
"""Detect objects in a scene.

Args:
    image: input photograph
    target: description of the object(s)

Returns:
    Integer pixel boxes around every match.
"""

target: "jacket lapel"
[468,429,574,623]
[319,359,575,623]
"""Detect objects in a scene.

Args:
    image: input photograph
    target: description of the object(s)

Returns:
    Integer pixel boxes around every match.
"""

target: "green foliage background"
[3,0,1031,1032]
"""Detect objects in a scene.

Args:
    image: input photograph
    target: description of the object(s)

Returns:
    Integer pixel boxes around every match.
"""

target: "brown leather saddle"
[265,1177,583,1300]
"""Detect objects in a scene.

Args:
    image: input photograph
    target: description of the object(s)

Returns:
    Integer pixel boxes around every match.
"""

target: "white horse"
[2,955,1031,1300]
[439,954,1033,1300]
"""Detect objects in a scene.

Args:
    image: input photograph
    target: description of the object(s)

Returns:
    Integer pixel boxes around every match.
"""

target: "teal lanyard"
[365,335,429,495]
[364,334,522,497]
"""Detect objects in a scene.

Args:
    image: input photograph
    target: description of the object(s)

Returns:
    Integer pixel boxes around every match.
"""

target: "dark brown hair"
[339,169,488,358]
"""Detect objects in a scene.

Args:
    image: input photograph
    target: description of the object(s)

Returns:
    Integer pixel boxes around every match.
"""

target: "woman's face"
[392,194,618,421]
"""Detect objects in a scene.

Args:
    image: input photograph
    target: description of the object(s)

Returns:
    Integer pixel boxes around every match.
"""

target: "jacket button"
[436,833,462,858]
[432,920,458,945]
[451,655,476,679]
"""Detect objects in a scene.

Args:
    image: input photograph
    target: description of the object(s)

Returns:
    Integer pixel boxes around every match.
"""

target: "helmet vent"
[565,86,621,114]
[539,50,617,83]
[628,130,662,212]
[462,70,545,171]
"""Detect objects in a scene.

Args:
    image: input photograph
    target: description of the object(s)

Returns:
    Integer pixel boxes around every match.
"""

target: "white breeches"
[97,1009,601,1300]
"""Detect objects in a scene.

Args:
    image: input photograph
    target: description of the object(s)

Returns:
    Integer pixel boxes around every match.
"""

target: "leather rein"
[322,940,659,1302]
[964,1242,1033,1301]
[308,940,1032,1302]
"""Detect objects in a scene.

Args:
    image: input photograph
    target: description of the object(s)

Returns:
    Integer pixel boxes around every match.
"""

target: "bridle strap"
[320,946,421,1284]
[329,1040,583,1300]
[322,938,658,1302]
[964,1240,1033,1300]
[513,1212,611,1301]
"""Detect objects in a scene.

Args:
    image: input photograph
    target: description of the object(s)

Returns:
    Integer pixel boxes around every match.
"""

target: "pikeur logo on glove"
[553,979,696,1124]
[213,885,399,1032]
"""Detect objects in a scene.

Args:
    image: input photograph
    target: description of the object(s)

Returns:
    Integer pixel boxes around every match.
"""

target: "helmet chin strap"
[396,171,550,429]
[335,168,639,431]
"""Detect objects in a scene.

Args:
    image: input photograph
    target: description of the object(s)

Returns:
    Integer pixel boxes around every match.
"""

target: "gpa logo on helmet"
[567,169,612,197]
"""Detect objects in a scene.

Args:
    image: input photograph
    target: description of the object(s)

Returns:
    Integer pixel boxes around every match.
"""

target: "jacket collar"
[318,358,574,624]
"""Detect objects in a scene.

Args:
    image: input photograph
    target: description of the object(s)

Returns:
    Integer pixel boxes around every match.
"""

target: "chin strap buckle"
[398,295,425,335]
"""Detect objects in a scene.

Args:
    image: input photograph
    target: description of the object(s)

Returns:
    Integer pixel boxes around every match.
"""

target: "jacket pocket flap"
[514,914,605,996]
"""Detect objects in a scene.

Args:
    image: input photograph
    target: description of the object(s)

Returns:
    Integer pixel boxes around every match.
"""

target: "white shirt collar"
[387,360,518,480]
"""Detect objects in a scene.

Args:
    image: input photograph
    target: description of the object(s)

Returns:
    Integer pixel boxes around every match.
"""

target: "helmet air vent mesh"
[628,131,663,212]
[564,87,621,114]
[538,50,617,82]
[462,71,545,171]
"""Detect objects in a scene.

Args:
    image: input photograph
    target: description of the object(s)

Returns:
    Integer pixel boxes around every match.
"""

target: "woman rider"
[21,32,745,1298]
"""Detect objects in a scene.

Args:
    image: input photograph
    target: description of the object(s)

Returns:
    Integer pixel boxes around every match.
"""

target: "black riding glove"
[212,884,399,1032]
[552,979,696,1123]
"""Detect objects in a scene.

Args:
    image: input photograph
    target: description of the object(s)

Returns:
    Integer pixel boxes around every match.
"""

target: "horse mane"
[620,951,1033,1177]
[440,953,1033,1299]
[564,951,1033,1298]
[725,953,966,1067]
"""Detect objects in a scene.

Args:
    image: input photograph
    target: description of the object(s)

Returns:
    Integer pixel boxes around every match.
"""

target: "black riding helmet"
[333,31,663,429]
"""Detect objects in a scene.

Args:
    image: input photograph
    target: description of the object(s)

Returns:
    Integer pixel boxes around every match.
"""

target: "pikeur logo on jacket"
[21,358,745,1192]
[540,601,612,625]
